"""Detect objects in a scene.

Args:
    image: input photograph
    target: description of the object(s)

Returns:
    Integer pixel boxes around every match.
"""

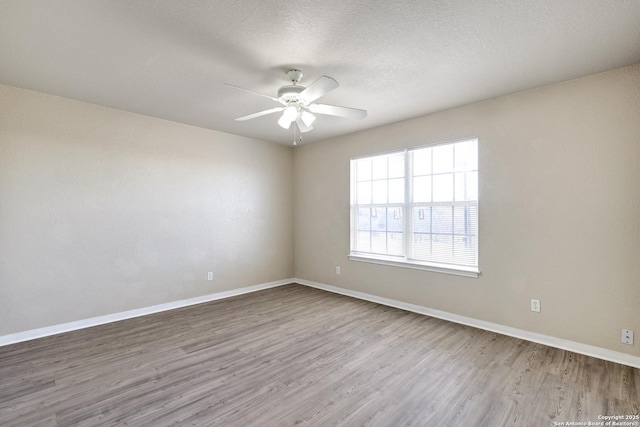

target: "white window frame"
[349,138,479,278]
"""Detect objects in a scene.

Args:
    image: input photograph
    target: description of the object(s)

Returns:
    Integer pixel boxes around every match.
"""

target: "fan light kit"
[226,69,367,144]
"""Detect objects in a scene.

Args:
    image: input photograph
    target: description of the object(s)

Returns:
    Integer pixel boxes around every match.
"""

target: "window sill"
[348,253,480,278]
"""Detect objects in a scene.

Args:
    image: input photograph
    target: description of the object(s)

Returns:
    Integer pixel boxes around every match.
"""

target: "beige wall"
[2,64,639,357]
[0,84,293,335]
[294,64,640,356]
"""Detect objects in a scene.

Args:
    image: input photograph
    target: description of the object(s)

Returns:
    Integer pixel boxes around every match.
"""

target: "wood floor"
[0,284,638,426]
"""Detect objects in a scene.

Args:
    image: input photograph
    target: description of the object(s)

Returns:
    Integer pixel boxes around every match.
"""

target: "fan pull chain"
[293,122,302,146]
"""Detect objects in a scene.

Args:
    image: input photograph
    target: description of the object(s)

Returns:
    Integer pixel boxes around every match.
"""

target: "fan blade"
[309,103,367,120]
[235,107,284,121]
[295,116,314,133]
[299,76,339,103]
[225,83,280,102]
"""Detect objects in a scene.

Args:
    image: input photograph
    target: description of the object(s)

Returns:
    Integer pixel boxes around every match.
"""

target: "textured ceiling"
[1,1,640,145]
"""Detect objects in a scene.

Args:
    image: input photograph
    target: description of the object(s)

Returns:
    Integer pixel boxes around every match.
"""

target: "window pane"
[453,206,478,236]
[388,153,405,178]
[357,181,371,204]
[372,156,387,179]
[357,231,371,252]
[371,231,386,253]
[454,173,465,202]
[372,180,388,204]
[387,208,403,232]
[412,233,431,260]
[432,144,454,173]
[452,236,476,265]
[371,208,386,231]
[357,158,372,181]
[388,178,404,203]
[454,140,478,172]
[387,232,403,255]
[454,170,478,202]
[413,148,431,176]
[431,234,453,262]
[432,206,453,234]
[411,206,431,261]
[467,171,478,201]
[433,173,454,202]
[453,235,476,265]
[358,208,371,231]
[412,207,431,233]
[413,176,431,203]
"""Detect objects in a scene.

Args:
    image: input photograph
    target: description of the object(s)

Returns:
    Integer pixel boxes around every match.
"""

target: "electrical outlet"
[207,272,213,281]
[622,329,634,345]
[531,299,541,313]
[335,266,341,275]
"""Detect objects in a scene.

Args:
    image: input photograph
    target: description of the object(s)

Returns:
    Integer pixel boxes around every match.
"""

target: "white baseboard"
[294,278,640,369]
[5,277,639,369]
[0,278,293,347]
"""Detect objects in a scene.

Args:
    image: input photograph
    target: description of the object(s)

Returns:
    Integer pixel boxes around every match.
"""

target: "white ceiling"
[1,1,640,145]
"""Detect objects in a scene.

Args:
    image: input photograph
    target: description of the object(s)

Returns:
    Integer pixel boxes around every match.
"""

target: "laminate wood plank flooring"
[0,284,638,426]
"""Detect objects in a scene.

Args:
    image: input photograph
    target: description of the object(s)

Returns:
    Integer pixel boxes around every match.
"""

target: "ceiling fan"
[226,69,367,135]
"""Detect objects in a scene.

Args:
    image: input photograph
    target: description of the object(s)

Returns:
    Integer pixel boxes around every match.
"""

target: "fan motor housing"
[278,85,305,103]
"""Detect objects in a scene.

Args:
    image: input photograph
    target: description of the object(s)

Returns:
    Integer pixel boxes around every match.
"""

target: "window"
[350,138,478,277]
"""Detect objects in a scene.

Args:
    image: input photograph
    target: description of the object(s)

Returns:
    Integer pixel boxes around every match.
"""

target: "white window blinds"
[350,139,478,276]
